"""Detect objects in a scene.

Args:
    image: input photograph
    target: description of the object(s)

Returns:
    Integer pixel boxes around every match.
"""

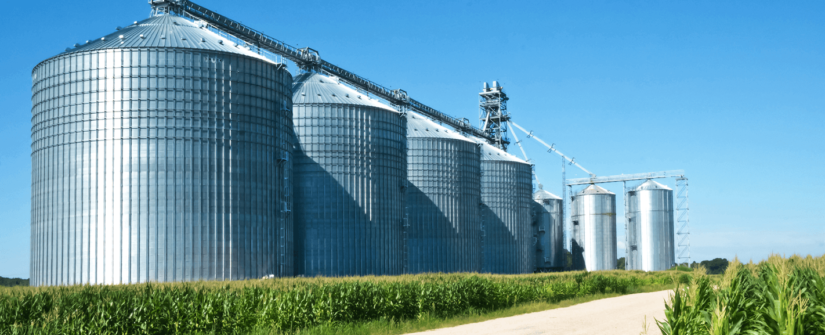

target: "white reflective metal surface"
[30,15,294,286]
[571,185,617,271]
[627,180,675,271]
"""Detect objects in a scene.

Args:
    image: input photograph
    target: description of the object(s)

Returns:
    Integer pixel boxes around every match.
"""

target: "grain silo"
[30,15,294,286]
[292,72,406,276]
[626,180,675,271]
[533,186,564,271]
[571,185,617,271]
[470,138,533,274]
[405,112,481,274]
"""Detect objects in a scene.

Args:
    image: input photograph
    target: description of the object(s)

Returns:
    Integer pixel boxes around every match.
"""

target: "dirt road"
[406,290,672,335]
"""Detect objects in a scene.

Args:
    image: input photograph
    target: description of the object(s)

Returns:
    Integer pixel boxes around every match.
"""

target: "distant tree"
[617,257,626,270]
[700,258,729,275]
[0,276,29,287]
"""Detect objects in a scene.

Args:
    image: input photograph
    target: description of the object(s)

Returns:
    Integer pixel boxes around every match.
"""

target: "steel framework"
[479,82,510,150]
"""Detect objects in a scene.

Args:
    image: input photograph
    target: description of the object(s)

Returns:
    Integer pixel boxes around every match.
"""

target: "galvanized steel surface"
[30,15,294,286]
[405,113,481,273]
[571,185,617,271]
[472,139,533,274]
[627,180,675,271]
[533,189,564,269]
[292,72,406,276]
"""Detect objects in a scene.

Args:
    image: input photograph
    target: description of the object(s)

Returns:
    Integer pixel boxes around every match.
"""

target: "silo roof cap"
[292,72,399,113]
[578,184,614,195]
[534,189,562,201]
[635,179,672,191]
[467,137,530,164]
[56,15,274,63]
[406,112,475,142]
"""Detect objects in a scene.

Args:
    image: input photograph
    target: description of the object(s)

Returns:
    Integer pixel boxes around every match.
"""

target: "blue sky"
[0,0,823,278]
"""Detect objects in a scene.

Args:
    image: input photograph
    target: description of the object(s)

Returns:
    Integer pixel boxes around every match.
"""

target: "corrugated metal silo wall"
[571,193,617,271]
[406,138,481,273]
[533,198,564,270]
[626,191,639,270]
[480,161,533,274]
[629,188,675,271]
[30,49,293,286]
[292,104,406,276]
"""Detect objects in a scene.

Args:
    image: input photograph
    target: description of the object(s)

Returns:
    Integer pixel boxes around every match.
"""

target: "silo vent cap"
[100,37,105,41]
[140,34,145,39]
[119,35,124,39]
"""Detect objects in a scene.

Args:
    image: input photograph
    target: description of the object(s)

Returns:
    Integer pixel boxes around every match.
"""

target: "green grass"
[657,254,825,335]
[1,271,677,335]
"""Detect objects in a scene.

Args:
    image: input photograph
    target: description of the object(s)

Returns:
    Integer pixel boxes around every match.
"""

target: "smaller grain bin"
[405,112,482,273]
[470,138,533,274]
[533,186,564,271]
[571,185,617,271]
[626,180,675,271]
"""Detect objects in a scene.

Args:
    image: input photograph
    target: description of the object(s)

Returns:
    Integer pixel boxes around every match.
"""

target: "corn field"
[0,271,673,334]
[658,254,825,335]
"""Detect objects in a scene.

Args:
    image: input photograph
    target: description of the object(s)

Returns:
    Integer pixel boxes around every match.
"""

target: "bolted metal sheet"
[533,189,564,270]
[292,72,407,276]
[627,180,675,271]
[472,139,533,274]
[29,15,294,286]
[405,112,482,273]
[571,185,617,271]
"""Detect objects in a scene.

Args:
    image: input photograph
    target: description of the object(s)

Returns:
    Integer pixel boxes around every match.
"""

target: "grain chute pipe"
[510,121,595,177]
[507,121,540,186]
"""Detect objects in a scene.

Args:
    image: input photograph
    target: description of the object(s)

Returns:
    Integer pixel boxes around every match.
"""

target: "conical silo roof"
[534,187,562,201]
[467,137,529,164]
[406,112,474,142]
[292,72,399,112]
[635,179,672,191]
[577,184,614,195]
[57,15,273,62]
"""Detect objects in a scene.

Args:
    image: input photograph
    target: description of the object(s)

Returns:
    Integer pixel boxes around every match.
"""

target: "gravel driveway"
[406,290,672,335]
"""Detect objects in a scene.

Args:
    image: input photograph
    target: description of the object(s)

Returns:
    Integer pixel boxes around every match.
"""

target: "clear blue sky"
[1,1,822,278]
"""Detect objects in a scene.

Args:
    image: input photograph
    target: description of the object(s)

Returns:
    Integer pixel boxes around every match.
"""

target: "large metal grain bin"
[533,187,564,271]
[292,73,406,276]
[405,112,481,274]
[626,180,675,271]
[571,185,616,271]
[470,138,533,274]
[30,15,294,286]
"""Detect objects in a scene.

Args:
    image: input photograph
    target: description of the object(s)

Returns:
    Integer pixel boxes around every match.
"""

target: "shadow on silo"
[293,155,404,277]
[572,240,586,271]
[480,203,522,274]
[406,183,480,274]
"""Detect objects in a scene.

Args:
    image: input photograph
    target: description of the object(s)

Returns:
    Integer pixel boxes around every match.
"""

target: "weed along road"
[407,290,671,335]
